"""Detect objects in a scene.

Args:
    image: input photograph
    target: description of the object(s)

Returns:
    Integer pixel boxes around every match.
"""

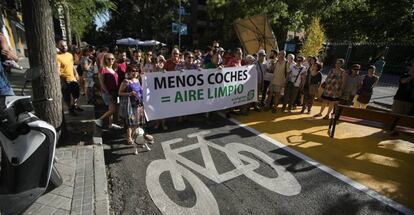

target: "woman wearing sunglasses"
[95,53,122,129]
[118,65,153,150]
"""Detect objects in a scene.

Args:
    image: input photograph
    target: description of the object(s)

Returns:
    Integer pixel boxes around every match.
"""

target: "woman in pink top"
[95,53,122,129]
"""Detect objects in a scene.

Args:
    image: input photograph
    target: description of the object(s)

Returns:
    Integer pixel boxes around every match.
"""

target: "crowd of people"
[53,40,414,147]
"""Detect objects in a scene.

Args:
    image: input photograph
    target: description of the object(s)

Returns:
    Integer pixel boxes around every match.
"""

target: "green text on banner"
[142,65,257,121]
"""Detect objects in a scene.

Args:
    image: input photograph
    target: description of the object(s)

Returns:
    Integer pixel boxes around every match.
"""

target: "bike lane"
[104,114,409,215]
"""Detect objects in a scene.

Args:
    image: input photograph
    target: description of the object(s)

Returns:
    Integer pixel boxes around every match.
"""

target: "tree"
[67,0,116,43]
[300,17,326,57]
[51,0,117,45]
[22,0,63,129]
[103,0,181,45]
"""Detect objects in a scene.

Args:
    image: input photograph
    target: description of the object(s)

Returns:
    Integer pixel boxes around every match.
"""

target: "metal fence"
[323,42,414,74]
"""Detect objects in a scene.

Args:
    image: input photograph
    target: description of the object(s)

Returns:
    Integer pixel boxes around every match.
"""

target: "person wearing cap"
[267,50,288,113]
[353,65,379,109]
[281,56,306,113]
[254,49,268,107]
[340,64,363,106]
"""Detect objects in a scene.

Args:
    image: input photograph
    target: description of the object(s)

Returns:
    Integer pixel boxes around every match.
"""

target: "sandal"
[126,138,134,145]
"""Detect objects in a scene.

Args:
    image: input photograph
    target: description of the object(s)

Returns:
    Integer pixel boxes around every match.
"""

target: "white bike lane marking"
[227,117,414,215]
[146,131,302,215]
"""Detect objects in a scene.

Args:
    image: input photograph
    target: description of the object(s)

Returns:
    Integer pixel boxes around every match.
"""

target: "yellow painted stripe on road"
[234,106,414,210]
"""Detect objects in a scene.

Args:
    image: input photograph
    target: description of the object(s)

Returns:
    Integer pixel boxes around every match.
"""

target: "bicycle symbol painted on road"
[146,131,301,215]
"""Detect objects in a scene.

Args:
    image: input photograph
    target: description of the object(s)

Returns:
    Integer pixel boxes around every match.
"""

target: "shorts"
[62,81,80,104]
[102,92,118,106]
[269,84,283,93]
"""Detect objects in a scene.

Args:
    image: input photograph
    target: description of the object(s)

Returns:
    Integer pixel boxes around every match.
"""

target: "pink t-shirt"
[99,67,119,93]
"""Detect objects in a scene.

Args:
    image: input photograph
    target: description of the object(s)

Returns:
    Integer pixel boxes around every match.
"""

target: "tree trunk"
[21,0,63,130]
[76,33,81,47]
[63,2,72,46]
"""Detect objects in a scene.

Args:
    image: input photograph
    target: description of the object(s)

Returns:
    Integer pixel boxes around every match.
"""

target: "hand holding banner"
[142,65,257,121]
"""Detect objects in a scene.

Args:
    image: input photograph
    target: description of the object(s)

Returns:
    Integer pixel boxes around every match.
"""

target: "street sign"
[172,23,188,35]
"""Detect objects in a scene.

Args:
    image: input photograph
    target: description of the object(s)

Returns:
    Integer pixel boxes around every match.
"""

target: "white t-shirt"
[288,65,306,87]
[255,61,268,82]
[143,63,154,73]
[260,60,272,81]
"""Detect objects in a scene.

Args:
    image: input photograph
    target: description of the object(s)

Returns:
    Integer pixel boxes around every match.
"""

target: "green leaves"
[300,17,326,57]
[52,0,117,38]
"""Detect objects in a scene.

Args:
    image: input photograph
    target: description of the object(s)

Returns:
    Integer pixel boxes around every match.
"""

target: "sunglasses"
[188,56,194,59]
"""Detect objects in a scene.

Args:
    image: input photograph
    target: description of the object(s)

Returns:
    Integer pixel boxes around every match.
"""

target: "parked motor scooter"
[0,69,62,215]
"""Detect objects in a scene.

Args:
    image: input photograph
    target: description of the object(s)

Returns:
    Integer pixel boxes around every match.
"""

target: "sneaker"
[271,107,277,113]
[111,124,123,130]
[95,119,104,127]
[322,115,330,120]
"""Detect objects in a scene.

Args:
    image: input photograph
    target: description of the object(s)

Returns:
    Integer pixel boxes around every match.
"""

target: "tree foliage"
[83,0,414,48]
[300,17,326,58]
[101,0,183,44]
[51,0,117,38]
[207,0,414,47]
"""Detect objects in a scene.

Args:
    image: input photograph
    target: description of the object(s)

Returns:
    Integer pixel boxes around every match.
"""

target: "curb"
[93,144,109,215]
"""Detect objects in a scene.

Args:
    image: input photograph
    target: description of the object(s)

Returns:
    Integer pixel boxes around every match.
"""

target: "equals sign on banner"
[161,96,171,103]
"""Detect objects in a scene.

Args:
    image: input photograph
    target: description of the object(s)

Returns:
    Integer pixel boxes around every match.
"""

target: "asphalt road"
[103,114,402,215]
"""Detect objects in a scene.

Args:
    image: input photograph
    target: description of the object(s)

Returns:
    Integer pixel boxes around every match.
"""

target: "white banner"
[142,65,257,121]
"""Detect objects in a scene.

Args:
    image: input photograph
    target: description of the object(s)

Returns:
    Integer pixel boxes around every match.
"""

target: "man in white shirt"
[281,56,306,113]
[255,49,269,106]
[267,50,288,113]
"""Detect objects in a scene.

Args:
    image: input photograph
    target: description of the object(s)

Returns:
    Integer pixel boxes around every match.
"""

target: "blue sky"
[94,11,110,29]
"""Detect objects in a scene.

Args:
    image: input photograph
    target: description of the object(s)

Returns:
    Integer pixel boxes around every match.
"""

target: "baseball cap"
[258,49,266,56]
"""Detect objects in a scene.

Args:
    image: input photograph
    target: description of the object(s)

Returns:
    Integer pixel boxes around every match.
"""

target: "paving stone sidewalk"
[7,58,110,215]
[24,145,108,215]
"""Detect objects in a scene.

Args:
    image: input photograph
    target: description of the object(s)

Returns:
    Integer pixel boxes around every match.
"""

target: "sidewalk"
[7,58,109,215]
